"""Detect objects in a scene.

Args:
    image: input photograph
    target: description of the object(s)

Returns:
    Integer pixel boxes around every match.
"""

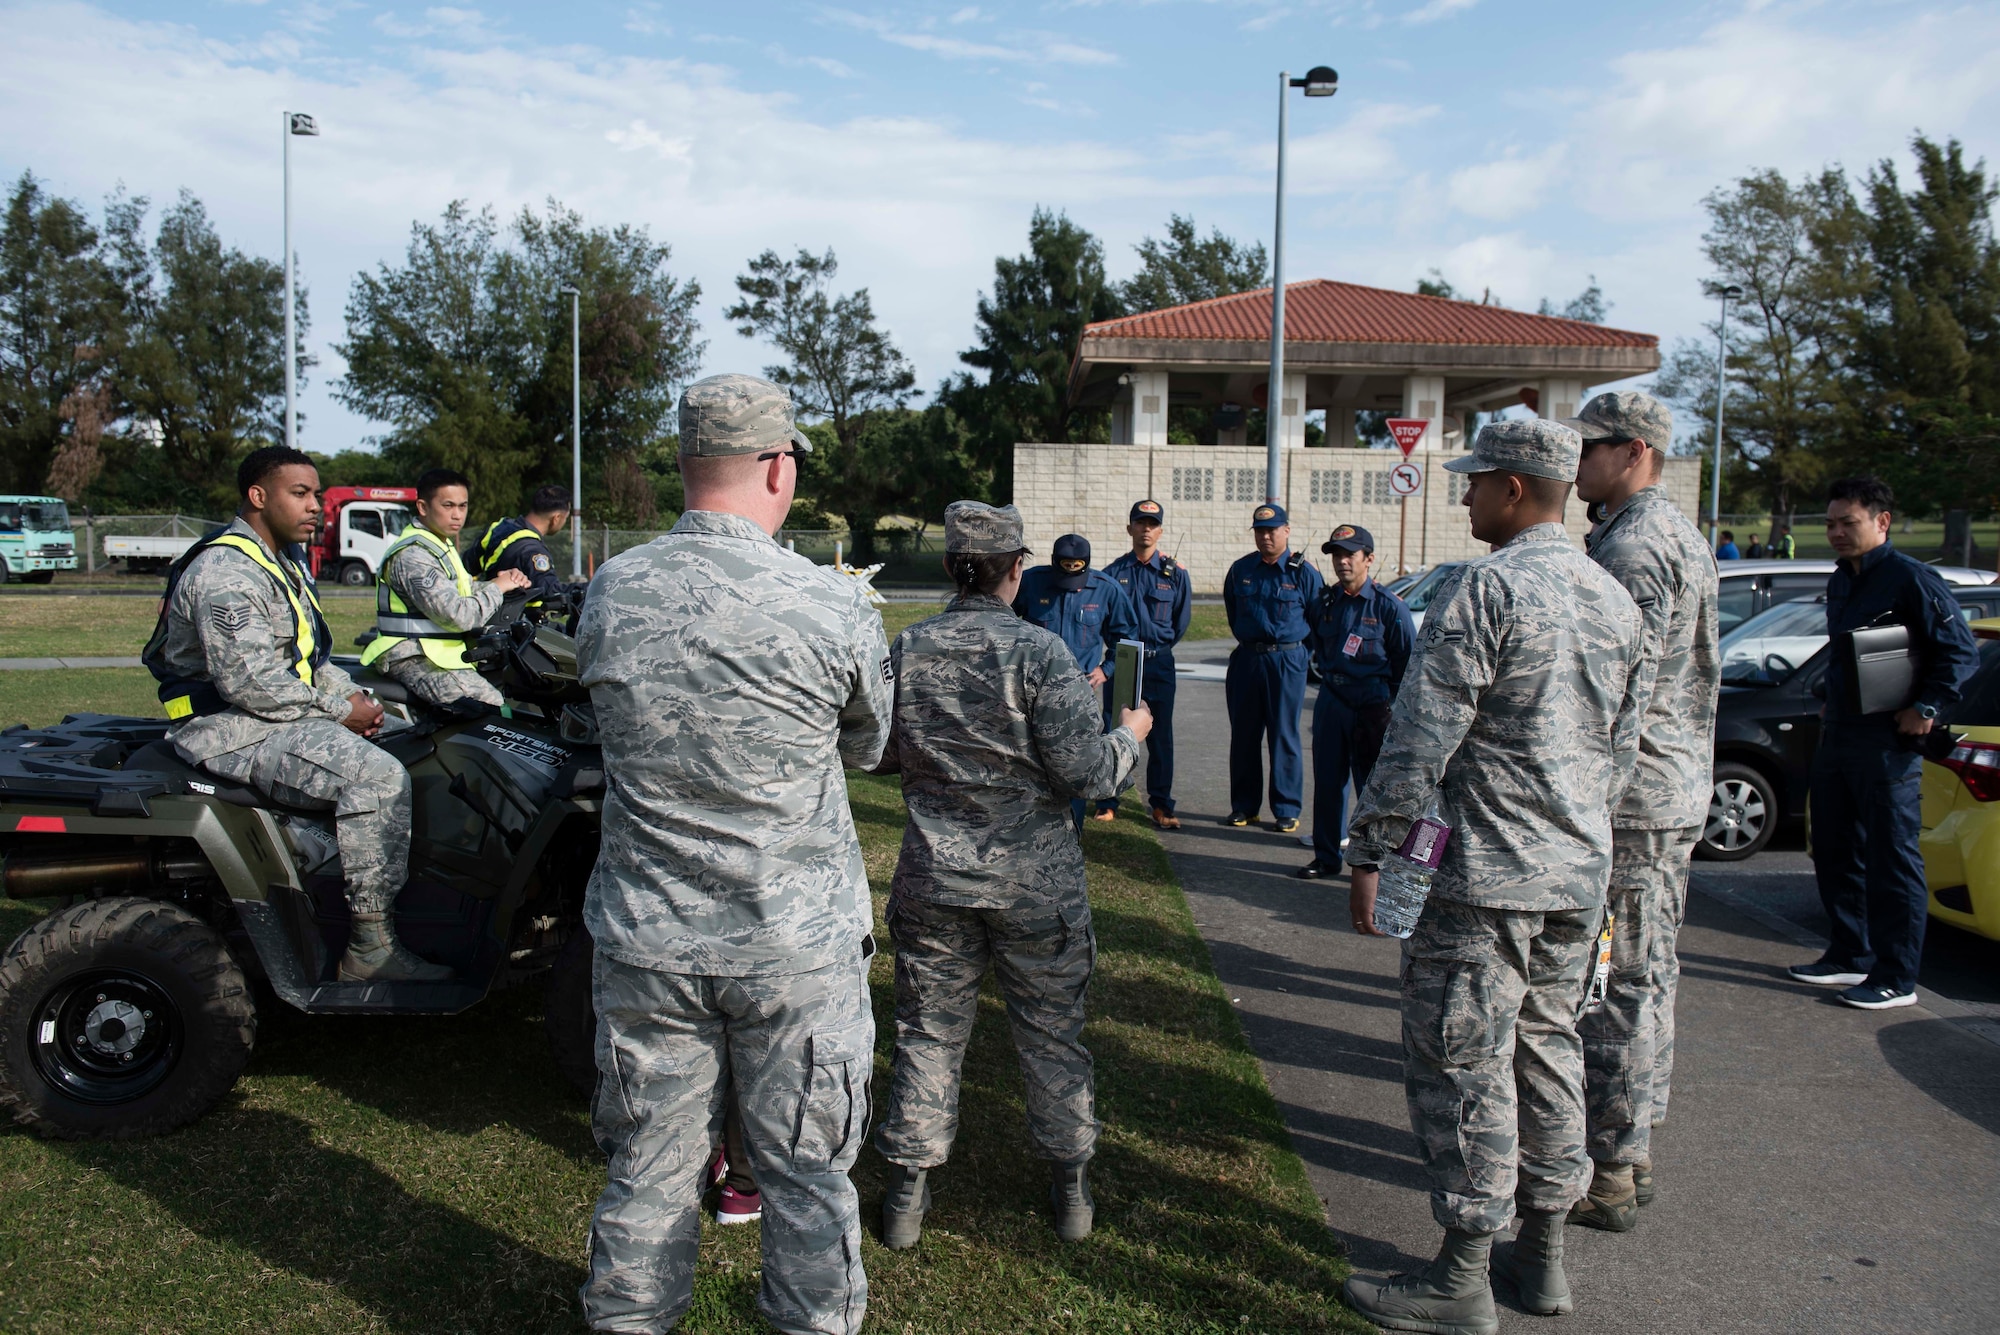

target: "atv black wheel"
[544,929,597,1099]
[0,897,256,1138]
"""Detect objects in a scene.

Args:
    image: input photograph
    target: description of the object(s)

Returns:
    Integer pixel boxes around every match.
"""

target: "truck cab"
[313,487,418,585]
[0,496,78,584]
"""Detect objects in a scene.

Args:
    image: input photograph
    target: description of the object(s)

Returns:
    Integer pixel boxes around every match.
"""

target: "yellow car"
[1920,619,2000,941]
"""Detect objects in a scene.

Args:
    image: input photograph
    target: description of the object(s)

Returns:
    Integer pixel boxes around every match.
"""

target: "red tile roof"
[1083,279,1655,349]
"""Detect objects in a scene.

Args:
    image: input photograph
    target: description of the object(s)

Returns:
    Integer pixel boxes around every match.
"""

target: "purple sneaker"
[716,1182,762,1224]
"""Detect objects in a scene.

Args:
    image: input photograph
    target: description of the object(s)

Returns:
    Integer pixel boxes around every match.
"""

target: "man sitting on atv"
[359,467,530,708]
[148,445,451,983]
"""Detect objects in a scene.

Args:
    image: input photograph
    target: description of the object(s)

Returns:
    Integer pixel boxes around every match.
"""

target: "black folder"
[1850,623,1919,715]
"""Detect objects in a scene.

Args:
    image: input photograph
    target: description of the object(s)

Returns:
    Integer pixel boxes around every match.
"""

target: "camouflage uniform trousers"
[583,950,875,1335]
[1402,897,1598,1236]
[1578,825,1698,1163]
[375,654,505,709]
[875,894,1098,1168]
[193,719,410,914]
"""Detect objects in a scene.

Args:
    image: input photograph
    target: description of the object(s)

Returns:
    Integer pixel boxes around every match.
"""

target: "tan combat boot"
[1634,1156,1656,1206]
[1569,1162,1639,1232]
[1342,1228,1499,1335]
[339,913,455,983]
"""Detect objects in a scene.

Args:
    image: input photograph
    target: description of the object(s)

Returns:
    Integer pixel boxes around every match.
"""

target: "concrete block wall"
[1013,444,1704,594]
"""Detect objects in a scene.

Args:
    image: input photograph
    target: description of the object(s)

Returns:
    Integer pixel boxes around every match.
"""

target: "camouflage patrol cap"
[1562,391,1673,452]
[1443,418,1582,483]
[678,373,814,458]
[944,501,1028,555]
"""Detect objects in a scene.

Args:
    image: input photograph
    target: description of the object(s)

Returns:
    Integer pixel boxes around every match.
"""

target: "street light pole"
[1264,66,1337,505]
[281,111,319,452]
[562,285,582,580]
[1709,283,1742,546]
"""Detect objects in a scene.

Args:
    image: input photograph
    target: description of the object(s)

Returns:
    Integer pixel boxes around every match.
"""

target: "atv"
[0,591,603,1138]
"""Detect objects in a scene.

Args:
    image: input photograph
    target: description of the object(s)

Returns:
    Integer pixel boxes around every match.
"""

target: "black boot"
[1342,1228,1499,1335]
[880,1163,930,1250]
[1492,1208,1573,1316]
[1051,1159,1093,1242]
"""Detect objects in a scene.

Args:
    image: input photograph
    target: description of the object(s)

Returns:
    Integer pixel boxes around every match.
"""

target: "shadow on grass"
[61,1105,588,1334]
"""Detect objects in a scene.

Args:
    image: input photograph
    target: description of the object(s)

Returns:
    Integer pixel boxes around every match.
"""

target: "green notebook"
[1109,639,1146,718]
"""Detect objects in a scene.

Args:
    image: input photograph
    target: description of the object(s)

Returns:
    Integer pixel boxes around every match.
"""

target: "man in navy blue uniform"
[471,483,573,607]
[1016,534,1141,829]
[1223,504,1324,833]
[1100,499,1192,828]
[1297,524,1414,879]
[1789,475,1977,1010]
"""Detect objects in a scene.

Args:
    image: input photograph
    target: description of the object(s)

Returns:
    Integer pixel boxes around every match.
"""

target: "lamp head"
[1298,65,1339,96]
[1721,283,1745,300]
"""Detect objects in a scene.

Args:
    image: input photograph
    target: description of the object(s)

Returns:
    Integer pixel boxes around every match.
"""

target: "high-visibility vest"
[361,527,477,671]
[473,517,537,576]
[145,532,330,721]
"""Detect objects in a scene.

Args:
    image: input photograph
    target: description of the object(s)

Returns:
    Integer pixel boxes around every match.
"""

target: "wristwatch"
[1916,703,1940,720]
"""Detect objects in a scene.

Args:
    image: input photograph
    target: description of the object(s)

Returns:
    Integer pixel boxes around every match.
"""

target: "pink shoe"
[707,1143,728,1190]
[716,1182,762,1225]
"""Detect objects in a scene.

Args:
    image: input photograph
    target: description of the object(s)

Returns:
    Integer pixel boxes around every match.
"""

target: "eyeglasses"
[757,447,808,463]
[1584,435,1639,449]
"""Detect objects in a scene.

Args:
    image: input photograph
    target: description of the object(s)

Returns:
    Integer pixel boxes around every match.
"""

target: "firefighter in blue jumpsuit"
[1789,475,1978,1009]
[1297,524,1414,879]
[1016,533,1141,830]
[1223,504,1324,832]
[1100,499,1192,828]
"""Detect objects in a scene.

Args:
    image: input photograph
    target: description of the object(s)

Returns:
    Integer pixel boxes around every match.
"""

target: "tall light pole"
[282,111,319,452]
[1265,66,1339,504]
[1708,282,1743,545]
[561,285,582,580]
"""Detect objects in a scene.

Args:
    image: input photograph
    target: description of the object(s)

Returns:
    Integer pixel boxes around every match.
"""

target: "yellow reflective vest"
[152,533,328,720]
[361,527,478,671]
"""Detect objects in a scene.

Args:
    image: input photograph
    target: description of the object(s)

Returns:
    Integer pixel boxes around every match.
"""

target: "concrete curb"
[0,657,144,670]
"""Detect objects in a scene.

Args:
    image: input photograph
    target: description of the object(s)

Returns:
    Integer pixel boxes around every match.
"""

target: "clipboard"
[1109,639,1145,716]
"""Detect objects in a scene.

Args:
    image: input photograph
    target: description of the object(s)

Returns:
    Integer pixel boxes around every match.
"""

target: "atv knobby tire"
[544,929,597,1099]
[0,897,256,1138]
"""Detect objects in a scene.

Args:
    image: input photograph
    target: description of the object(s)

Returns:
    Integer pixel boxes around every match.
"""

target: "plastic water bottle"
[1372,815,1451,939]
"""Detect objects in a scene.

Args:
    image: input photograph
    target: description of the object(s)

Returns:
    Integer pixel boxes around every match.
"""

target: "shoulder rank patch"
[208,602,254,636]
[880,656,895,683]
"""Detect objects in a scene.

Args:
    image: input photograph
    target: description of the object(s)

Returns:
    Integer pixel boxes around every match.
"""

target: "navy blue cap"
[1321,523,1374,555]
[1130,499,1165,524]
[1051,533,1090,591]
[1250,503,1288,529]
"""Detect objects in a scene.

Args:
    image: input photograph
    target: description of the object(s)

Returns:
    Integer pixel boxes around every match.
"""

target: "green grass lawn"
[0,595,378,660]
[0,776,1359,1333]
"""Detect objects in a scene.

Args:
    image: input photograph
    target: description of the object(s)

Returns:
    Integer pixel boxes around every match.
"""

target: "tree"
[1416,269,1456,299]
[1121,215,1267,313]
[1538,277,1609,323]
[953,208,1124,500]
[0,172,128,496]
[117,192,297,507]
[338,199,702,526]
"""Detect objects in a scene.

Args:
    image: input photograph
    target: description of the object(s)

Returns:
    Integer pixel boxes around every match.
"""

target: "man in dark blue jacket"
[1222,503,1324,832]
[1297,524,1414,879]
[1789,475,1978,1010]
[1016,534,1140,830]
[471,483,572,608]
[1101,499,1192,828]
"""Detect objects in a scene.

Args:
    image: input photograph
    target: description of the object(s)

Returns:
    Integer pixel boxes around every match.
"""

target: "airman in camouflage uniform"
[872,501,1144,1250]
[1342,420,1652,1332]
[154,448,444,983]
[575,374,892,1335]
[1570,392,1720,1229]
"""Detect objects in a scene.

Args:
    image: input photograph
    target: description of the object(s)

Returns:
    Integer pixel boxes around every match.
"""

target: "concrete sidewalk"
[0,657,143,670]
[1146,657,2000,1333]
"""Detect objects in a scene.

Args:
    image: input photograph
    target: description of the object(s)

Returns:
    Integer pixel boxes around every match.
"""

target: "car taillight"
[1941,741,2000,802]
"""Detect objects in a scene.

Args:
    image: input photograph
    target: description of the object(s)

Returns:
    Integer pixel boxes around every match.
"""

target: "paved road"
[1151,642,2000,1332]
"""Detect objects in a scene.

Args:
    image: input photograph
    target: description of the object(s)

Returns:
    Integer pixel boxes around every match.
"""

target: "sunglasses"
[757,447,808,463]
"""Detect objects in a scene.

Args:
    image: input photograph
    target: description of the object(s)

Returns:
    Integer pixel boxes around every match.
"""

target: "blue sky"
[4,0,1998,451]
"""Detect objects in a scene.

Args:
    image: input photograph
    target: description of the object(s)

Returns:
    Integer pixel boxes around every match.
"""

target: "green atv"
[0,592,603,1138]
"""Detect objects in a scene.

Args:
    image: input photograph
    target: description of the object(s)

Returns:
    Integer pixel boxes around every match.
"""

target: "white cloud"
[1405,0,1476,24]
[822,9,1119,67]
[1445,145,1564,220]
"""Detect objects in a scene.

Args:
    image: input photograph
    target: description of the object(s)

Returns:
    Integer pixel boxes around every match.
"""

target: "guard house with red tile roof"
[1013,279,1694,588]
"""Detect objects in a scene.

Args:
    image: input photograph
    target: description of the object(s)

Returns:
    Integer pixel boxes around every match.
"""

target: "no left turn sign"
[1389,461,1424,497]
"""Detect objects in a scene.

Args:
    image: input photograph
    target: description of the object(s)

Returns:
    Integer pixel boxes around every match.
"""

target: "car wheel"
[543,929,596,1100]
[1697,762,1777,861]
[0,897,256,1139]
[339,561,372,587]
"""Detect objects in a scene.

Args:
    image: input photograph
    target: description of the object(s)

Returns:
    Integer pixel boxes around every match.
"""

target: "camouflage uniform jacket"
[1586,486,1721,829]
[1348,522,1653,912]
[161,518,358,762]
[877,594,1141,911]
[371,533,507,670]
[576,509,894,977]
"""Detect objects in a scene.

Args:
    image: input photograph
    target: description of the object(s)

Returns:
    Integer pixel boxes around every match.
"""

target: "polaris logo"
[187,781,216,795]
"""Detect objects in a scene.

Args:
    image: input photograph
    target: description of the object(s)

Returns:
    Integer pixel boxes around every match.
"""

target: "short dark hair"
[1517,473,1572,512]
[1721,530,1735,540]
[416,467,471,502]
[238,445,314,499]
[1827,475,1895,516]
[948,549,1025,597]
[529,484,573,515]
